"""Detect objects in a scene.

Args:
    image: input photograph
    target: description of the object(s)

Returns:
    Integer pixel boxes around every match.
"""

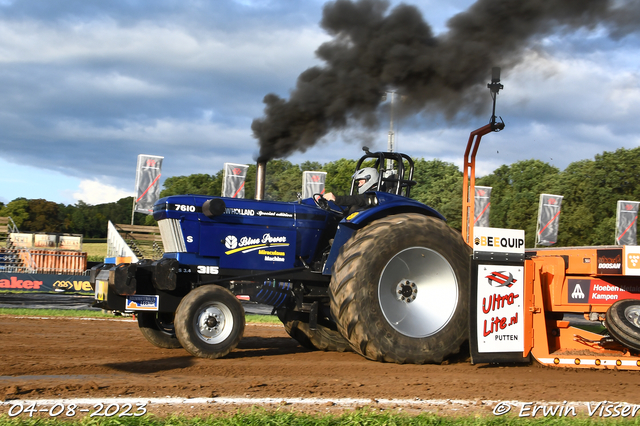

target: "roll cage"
[350,149,417,197]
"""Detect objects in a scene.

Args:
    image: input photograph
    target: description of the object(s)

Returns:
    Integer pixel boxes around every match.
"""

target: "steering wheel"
[314,193,347,215]
[313,194,330,210]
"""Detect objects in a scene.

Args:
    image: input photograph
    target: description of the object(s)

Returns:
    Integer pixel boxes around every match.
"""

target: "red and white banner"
[615,200,639,246]
[536,194,563,246]
[567,278,640,304]
[474,186,492,228]
[222,163,249,198]
[134,155,163,214]
[302,171,326,199]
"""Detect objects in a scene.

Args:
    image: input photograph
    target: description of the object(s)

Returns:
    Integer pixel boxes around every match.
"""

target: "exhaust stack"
[255,161,266,200]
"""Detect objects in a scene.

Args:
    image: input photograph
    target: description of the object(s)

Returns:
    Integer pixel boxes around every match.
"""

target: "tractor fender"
[322,194,446,275]
[341,196,445,226]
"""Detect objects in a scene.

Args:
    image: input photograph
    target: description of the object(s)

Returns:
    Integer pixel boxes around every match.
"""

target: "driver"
[319,167,379,214]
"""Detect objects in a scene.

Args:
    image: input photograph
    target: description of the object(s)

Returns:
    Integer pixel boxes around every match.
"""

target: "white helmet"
[352,167,379,194]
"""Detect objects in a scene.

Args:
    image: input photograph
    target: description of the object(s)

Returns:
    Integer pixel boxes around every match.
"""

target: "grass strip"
[246,313,280,324]
[0,308,116,318]
[1,409,638,425]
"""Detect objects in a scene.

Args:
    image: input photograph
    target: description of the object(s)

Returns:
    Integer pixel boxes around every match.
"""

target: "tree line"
[1,146,639,248]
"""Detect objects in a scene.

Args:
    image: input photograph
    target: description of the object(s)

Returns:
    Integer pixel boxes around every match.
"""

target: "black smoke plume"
[251,0,639,162]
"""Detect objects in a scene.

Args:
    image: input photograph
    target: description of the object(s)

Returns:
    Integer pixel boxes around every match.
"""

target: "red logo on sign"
[477,189,486,196]
[311,175,322,182]
[548,198,556,205]
[232,168,242,175]
[485,271,517,288]
[146,159,157,167]
[626,204,635,211]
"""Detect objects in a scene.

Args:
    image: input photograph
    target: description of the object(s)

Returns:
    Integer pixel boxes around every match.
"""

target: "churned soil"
[1,316,639,416]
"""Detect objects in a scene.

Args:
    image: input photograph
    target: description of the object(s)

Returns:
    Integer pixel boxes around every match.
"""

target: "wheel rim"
[155,313,176,336]
[624,304,640,329]
[378,246,458,338]
[194,302,234,344]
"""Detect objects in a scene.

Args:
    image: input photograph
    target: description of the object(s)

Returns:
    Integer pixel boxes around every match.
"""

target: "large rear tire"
[605,299,640,352]
[277,308,351,352]
[329,213,471,364]
[137,312,182,349]
[175,285,245,359]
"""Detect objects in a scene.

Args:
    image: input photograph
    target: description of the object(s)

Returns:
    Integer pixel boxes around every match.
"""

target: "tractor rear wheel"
[329,213,471,364]
[605,299,640,352]
[175,285,245,359]
[277,308,351,352]
[137,311,182,349]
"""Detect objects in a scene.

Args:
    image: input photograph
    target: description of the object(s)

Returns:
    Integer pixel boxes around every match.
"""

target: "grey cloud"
[0,0,324,30]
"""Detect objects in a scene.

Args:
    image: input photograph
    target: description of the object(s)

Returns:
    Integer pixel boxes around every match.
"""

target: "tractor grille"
[158,219,187,253]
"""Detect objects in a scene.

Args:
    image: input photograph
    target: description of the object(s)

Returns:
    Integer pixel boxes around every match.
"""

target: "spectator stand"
[0,221,87,275]
[107,221,164,262]
[0,217,24,272]
[0,218,91,293]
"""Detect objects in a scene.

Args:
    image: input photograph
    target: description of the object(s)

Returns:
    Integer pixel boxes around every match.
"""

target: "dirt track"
[1,315,639,416]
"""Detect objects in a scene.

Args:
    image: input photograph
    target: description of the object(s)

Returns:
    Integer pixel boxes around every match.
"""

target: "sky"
[0,0,639,206]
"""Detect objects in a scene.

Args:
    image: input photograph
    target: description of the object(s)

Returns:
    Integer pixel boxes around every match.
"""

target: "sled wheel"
[137,311,182,349]
[277,308,352,352]
[605,299,640,352]
[329,213,471,364]
[175,285,245,359]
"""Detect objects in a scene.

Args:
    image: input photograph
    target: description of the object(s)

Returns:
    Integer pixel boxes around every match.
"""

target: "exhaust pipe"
[255,161,266,200]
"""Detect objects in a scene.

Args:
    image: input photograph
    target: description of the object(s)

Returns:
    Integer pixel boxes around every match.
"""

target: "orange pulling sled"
[462,69,640,369]
[523,246,640,370]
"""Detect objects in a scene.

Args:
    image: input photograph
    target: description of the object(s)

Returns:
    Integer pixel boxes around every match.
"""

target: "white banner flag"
[302,171,327,199]
[222,163,249,198]
[474,186,492,228]
[536,194,563,246]
[134,155,163,214]
[615,200,639,245]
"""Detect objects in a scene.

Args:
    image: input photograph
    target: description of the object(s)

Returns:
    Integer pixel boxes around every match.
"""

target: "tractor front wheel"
[175,285,245,359]
[137,311,182,349]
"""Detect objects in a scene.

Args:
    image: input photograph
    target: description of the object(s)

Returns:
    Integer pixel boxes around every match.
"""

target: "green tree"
[301,161,322,172]
[322,158,359,195]
[264,160,303,201]
[411,158,464,231]
[557,147,640,246]
[160,173,222,198]
[0,198,29,230]
[60,197,142,238]
[477,159,561,247]
[23,199,63,232]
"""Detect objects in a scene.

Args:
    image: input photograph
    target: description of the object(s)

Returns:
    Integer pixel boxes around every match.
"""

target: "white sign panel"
[476,264,524,353]
[624,246,640,276]
[473,227,525,254]
[125,295,160,311]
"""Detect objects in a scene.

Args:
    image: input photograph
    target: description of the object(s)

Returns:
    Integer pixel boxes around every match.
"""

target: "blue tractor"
[91,149,471,364]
